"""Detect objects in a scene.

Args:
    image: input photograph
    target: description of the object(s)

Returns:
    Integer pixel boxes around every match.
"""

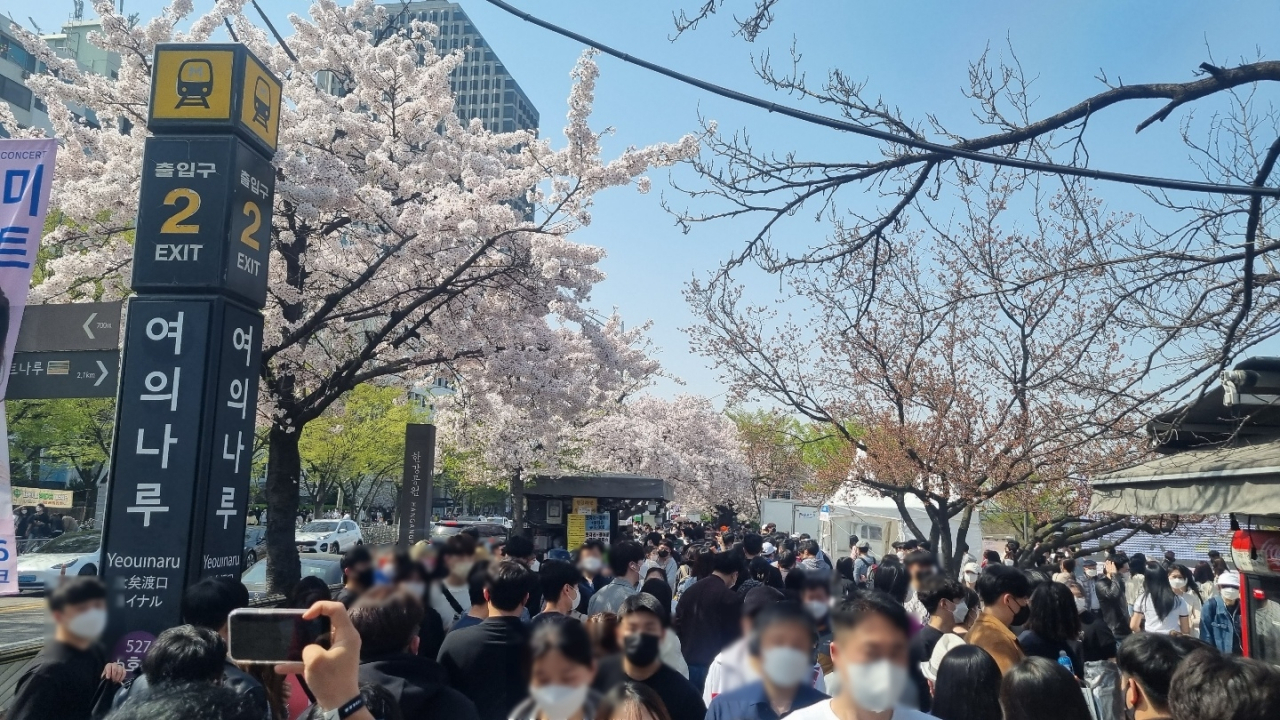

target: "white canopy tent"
[818,485,984,564]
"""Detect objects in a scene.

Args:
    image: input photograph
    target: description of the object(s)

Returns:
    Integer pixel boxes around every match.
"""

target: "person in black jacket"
[111,577,269,715]
[392,549,446,660]
[1095,556,1131,641]
[437,560,533,720]
[349,585,479,720]
[673,547,744,691]
[593,593,706,720]
[1017,581,1083,679]
[9,577,123,720]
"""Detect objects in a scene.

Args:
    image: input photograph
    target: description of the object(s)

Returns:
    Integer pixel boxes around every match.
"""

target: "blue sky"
[22,1,1280,402]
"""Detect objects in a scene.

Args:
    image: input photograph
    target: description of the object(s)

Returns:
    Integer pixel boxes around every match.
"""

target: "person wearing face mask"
[1199,571,1243,653]
[9,577,122,720]
[911,576,967,666]
[439,560,534,720]
[534,559,587,628]
[798,574,835,677]
[965,565,1030,674]
[431,533,479,630]
[510,617,602,720]
[1167,564,1201,637]
[335,545,377,608]
[1077,559,1101,611]
[349,586,479,720]
[589,541,647,615]
[674,548,746,691]
[594,593,706,720]
[706,603,828,720]
[902,551,938,624]
[703,586,827,704]
[504,535,545,619]
[957,562,979,591]
[648,542,680,587]
[395,549,447,659]
[1094,555,1132,642]
[785,592,935,720]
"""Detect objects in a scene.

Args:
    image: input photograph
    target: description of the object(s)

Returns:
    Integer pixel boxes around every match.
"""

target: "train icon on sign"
[252,77,271,128]
[175,58,214,108]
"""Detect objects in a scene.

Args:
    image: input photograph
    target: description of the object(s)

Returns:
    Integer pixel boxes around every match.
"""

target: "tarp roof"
[526,474,674,501]
[1090,439,1280,516]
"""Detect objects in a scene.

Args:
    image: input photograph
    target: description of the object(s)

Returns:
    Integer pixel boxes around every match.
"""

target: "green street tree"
[7,398,114,509]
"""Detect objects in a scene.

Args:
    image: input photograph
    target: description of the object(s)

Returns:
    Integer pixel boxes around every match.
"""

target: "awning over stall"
[1090,439,1280,516]
[525,474,674,501]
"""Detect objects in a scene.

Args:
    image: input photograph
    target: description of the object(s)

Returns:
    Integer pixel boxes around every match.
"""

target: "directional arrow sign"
[15,302,123,352]
[5,351,120,399]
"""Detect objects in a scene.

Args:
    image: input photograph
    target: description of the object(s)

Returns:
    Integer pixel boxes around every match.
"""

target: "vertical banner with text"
[0,139,57,595]
[398,424,436,546]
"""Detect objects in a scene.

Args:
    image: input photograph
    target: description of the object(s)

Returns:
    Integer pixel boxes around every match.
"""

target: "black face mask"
[623,633,661,666]
[1010,598,1031,627]
[658,549,669,559]
[354,568,375,588]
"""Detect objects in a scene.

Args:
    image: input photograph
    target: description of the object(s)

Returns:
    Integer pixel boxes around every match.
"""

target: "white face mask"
[1075,597,1087,614]
[761,646,812,687]
[1221,587,1241,601]
[529,684,589,720]
[843,659,908,713]
[451,559,475,578]
[581,556,602,574]
[963,572,978,584]
[1084,568,1098,578]
[896,551,906,561]
[1170,578,1188,590]
[66,607,107,641]
[529,560,541,572]
[804,600,829,621]
[402,581,426,597]
[1003,558,1015,566]
[569,586,581,611]
[951,600,969,624]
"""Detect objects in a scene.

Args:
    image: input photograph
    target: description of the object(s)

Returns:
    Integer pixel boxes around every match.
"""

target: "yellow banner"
[567,514,586,549]
[572,497,597,515]
[11,486,74,508]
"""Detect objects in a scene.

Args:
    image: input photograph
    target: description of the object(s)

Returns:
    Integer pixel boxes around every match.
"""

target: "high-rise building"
[378,1,539,135]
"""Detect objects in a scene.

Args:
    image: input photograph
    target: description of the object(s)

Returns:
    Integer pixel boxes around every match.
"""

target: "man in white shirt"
[786,593,936,720]
[902,551,936,625]
[703,586,826,704]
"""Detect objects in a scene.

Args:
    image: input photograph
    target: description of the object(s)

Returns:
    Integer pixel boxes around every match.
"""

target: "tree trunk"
[266,424,303,595]
[511,468,525,538]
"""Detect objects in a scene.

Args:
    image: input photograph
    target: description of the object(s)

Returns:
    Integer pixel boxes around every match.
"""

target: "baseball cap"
[856,540,871,551]
[761,541,776,556]
[961,561,979,575]
[1217,572,1241,588]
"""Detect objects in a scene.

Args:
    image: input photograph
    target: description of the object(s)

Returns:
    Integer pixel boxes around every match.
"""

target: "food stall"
[522,473,674,552]
[1090,357,1280,664]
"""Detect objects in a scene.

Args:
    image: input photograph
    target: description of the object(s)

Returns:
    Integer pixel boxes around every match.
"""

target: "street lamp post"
[397,378,455,546]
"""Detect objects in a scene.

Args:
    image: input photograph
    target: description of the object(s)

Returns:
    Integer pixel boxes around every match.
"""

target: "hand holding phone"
[227,608,330,665]
[273,601,368,717]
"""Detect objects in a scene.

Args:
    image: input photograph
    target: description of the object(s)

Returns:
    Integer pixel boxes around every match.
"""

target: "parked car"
[15,531,101,591]
[241,553,343,602]
[431,521,507,550]
[244,526,267,567]
[295,519,363,554]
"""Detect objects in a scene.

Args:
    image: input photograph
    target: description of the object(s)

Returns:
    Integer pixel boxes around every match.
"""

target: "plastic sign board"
[11,487,74,508]
[148,44,282,157]
[5,350,118,399]
[130,136,274,308]
[572,497,597,515]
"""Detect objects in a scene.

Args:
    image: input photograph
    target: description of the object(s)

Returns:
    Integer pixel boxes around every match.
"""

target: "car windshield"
[34,532,100,554]
[242,561,333,585]
[432,524,463,537]
[301,522,338,533]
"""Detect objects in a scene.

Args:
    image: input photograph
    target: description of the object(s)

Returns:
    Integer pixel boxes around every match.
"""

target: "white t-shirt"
[429,580,471,630]
[786,699,936,720]
[1134,592,1189,634]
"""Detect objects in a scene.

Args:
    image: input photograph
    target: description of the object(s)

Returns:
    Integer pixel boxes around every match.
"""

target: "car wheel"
[330,543,340,554]
[245,551,256,567]
[356,539,363,546]
[78,564,96,576]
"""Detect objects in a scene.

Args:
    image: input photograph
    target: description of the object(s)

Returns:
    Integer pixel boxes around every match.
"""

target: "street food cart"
[1091,358,1280,664]
[522,474,674,552]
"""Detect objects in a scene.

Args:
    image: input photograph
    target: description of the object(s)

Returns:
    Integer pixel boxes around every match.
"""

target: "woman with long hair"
[1169,563,1203,636]
[1017,582,1083,678]
[595,683,673,720]
[871,561,910,605]
[1000,657,1092,720]
[930,644,1003,720]
[509,617,601,720]
[1130,563,1190,635]
[585,613,620,659]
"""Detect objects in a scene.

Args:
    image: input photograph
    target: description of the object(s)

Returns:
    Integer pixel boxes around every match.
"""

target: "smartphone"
[227,608,330,664]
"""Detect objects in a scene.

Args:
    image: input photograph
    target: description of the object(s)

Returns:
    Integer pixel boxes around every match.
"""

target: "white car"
[16,531,102,591]
[295,520,363,554]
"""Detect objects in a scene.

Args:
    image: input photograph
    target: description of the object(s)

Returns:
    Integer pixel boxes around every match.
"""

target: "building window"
[0,76,33,111]
[505,91,515,103]
[503,120,515,133]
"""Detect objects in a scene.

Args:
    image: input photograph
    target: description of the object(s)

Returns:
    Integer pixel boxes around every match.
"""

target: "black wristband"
[336,696,365,719]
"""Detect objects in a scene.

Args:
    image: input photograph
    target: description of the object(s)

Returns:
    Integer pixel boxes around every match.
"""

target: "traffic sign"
[14,301,122,352]
[5,350,118,399]
[147,44,282,157]
[130,136,274,308]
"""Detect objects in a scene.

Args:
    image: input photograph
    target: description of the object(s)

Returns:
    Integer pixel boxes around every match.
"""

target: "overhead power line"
[484,0,1280,199]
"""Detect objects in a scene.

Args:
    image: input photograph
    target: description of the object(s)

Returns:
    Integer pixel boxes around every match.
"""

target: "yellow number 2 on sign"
[239,54,281,152]
[152,49,234,120]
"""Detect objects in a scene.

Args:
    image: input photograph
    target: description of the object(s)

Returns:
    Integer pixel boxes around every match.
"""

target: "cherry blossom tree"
[689,169,1179,571]
[3,0,696,590]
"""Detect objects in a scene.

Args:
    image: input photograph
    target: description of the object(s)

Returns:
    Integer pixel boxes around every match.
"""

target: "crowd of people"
[12,502,83,539]
[9,521,1280,720]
